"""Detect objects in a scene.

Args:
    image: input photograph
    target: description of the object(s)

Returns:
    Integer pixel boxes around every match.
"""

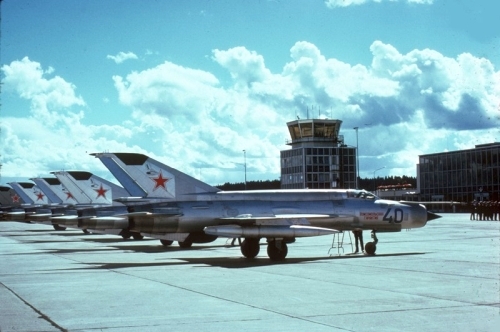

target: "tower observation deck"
[280,119,357,189]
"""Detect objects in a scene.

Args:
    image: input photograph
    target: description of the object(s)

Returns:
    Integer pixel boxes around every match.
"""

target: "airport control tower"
[280,119,357,189]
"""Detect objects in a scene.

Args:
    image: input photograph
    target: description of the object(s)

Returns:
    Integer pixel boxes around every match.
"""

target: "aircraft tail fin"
[51,171,129,205]
[91,152,220,201]
[8,182,50,205]
[0,185,23,206]
[31,178,67,204]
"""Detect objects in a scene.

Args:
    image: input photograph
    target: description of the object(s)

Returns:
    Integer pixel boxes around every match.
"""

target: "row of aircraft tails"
[0,152,441,260]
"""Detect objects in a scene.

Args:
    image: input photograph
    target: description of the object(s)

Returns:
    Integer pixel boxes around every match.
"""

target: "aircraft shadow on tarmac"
[70,252,426,270]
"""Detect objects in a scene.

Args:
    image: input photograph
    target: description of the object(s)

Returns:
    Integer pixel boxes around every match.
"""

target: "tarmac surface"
[0,213,499,331]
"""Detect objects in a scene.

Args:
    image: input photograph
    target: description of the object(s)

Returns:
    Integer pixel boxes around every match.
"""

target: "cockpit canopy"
[346,189,378,200]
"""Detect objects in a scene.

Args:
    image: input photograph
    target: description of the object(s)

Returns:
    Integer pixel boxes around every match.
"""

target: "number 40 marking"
[383,208,404,223]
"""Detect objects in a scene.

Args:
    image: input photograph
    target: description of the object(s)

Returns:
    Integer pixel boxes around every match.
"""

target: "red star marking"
[35,191,45,201]
[65,191,75,201]
[94,184,109,199]
[152,172,170,191]
[11,194,20,203]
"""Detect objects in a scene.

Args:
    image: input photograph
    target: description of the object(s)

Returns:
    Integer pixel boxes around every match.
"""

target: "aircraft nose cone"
[427,211,441,221]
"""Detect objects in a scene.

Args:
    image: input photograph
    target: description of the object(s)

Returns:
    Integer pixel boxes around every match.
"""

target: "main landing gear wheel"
[53,225,66,231]
[178,240,193,248]
[132,233,144,240]
[160,239,173,246]
[267,240,288,261]
[241,238,260,259]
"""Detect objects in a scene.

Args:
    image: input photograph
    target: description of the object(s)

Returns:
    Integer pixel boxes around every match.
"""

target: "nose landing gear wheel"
[364,242,376,255]
[364,230,378,255]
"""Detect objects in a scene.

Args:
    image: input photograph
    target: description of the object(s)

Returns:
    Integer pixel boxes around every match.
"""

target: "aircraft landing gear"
[267,240,288,261]
[241,238,260,259]
[160,239,173,246]
[364,230,378,255]
[53,224,66,231]
[132,233,144,240]
[178,240,193,248]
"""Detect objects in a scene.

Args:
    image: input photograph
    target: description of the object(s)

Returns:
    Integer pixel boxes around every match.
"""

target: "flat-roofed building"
[280,119,356,189]
[418,142,500,202]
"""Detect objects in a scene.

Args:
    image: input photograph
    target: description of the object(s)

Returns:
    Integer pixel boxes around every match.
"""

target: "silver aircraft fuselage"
[126,189,431,235]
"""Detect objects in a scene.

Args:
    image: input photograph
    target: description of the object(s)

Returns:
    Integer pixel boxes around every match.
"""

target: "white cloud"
[325,0,433,8]
[112,41,499,180]
[106,51,138,64]
[0,57,143,182]
[2,41,499,184]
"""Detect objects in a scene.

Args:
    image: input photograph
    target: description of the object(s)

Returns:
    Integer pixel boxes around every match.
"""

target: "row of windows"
[420,148,500,172]
[282,155,353,167]
[282,147,356,157]
[419,146,500,201]
[305,148,355,156]
[420,168,499,189]
[282,164,353,175]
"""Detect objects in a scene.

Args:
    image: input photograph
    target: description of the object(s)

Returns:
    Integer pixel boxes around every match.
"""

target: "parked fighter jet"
[48,171,139,238]
[0,185,24,219]
[92,152,440,260]
[5,182,55,222]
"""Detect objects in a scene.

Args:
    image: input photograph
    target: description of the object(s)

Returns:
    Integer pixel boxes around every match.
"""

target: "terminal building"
[280,119,356,189]
[417,142,500,203]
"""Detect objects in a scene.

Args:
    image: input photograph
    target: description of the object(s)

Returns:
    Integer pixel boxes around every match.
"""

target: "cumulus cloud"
[1,57,85,124]
[325,0,433,8]
[106,51,138,64]
[2,41,499,184]
[1,58,144,181]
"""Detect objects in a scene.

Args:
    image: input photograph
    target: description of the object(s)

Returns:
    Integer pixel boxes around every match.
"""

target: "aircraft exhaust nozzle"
[427,211,441,222]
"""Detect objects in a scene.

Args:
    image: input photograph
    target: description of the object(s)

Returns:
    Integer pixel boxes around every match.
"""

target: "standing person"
[470,200,477,220]
[352,229,364,254]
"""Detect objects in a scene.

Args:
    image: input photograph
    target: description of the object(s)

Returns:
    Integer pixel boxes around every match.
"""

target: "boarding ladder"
[328,231,353,256]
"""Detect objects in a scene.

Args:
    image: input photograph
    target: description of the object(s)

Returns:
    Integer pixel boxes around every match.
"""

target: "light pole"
[243,150,247,190]
[353,127,359,189]
[373,166,385,192]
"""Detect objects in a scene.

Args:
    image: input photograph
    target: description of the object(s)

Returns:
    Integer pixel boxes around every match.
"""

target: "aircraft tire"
[364,242,376,255]
[178,240,193,248]
[53,225,66,231]
[267,241,288,261]
[82,229,90,234]
[241,238,260,259]
[160,239,173,246]
[132,233,144,240]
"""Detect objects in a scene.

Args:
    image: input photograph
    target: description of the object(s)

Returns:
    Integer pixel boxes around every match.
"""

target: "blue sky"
[1,0,499,186]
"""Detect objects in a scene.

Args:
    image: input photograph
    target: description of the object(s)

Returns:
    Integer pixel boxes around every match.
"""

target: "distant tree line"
[217,176,416,191]
[359,175,417,191]
[216,180,281,191]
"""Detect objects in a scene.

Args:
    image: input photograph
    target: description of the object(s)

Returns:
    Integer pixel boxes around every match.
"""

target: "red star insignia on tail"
[36,192,45,201]
[12,194,20,203]
[152,172,170,191]
[94,184,109,199]
[66,191,75,201]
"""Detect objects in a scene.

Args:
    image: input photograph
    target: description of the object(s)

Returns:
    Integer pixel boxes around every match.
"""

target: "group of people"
[470,200,499,221]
